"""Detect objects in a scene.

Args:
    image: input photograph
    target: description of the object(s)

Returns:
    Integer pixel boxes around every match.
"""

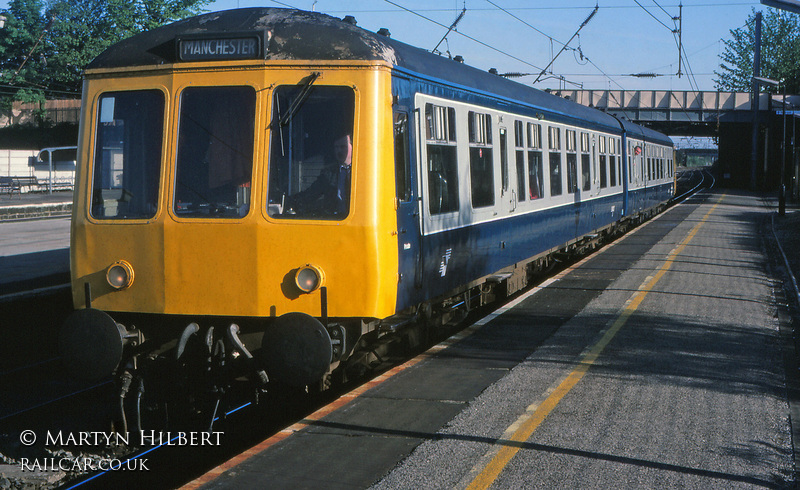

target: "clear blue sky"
[205,0,766,93]
[0,0,772,92]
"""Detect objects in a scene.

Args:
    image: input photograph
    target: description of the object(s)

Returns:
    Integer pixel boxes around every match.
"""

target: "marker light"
[106,260,134,290]
[295,264,325,293]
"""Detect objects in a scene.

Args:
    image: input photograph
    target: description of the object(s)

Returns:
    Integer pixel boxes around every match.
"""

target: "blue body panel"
[397,193,627,311]
[390,69,674,313]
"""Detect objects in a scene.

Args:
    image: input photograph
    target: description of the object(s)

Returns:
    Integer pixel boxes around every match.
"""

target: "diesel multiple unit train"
[59,8,674,415]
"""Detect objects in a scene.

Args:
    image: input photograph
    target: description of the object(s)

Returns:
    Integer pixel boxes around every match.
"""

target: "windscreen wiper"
[277,71,320,127]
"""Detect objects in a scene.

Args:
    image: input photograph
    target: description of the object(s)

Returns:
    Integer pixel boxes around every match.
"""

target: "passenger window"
[629,142,634,184]
[600,155,608,188]
[527,122,544,200]
[609,139,617,187]
[469,111,494,208]
[566,130,577,194]
[528,122,541,149]
[514,121,526,202]
[580,132,590,153]
[549,152,562,196]
[548,126,562,196]
[426,104,459,215]
[629,156,633,184]
[581,154,591,192]
[548,126,561,151]
[91,90,164,220]
[500,128,509,193]
[579,132,591,191]
[640,154,645,182]
[610,155,617,187]
[174,86,255,218]
[566,129,576,152]
[267,85,355,220]
[566,154,578,194]
[528,150,543,200]
[599,136,607,189]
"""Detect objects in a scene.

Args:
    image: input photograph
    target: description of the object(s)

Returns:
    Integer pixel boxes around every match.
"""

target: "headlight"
[106,260,134,290]
[295,264,325,293]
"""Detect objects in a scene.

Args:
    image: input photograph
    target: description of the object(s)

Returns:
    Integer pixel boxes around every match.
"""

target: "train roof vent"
[453,55,464,63]
[377,28,391,37]
[342,15,357,25]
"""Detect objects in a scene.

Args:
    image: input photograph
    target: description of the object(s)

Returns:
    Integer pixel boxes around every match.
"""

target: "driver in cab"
[288,133,352,217]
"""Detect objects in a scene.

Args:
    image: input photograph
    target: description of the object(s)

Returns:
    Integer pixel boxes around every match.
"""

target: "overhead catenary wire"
[484,0,590,88]
[651,0,677,20]
[323,3,755,14]
[483,0,571,51]
[328,1,733,95]
[634,0,677,32]
[532,5,598,84]
[681,43,701,90]
[384,0,547,72]
[432,6,466,55]
[481,1,627,91]
[634,0,695,83]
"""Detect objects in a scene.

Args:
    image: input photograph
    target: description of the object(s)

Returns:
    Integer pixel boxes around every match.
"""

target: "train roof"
[87,7,672,146]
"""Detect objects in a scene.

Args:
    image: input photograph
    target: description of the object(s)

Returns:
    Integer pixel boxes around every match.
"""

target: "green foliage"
[715,8,800,93]
[0,0,211,105]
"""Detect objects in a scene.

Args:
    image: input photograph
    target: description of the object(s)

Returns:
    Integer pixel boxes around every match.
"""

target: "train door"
[632,139,645,212]
[621,133,629,216]
[633,141,640,212]
[498,126,518,215]
[393,110,423,298]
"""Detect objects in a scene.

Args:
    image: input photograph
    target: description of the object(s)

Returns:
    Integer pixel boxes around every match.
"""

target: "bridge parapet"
[559,90,760,112]
[555,90,776,136]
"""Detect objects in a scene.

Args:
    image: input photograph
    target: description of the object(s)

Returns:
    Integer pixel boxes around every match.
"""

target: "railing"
[33,146,77,194]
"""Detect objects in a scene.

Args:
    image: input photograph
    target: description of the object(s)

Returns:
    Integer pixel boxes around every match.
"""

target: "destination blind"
[178,36,262,61]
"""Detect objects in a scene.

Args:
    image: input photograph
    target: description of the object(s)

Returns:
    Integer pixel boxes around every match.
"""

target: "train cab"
[63,9,402,387]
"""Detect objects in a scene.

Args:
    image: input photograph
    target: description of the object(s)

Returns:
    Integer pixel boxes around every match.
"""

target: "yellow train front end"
[62,58,400,387]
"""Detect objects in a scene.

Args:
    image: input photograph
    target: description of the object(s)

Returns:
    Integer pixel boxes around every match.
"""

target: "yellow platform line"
[465,195,724,490]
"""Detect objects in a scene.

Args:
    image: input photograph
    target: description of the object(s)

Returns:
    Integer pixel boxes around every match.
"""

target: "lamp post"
[753,77,785,213]
[781,81,787,215]
[761,0,800,212]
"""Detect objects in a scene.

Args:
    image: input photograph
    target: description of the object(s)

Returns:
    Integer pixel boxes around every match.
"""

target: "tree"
[0,0,52,109]
[0,0,210,109]
[715,8,800,94]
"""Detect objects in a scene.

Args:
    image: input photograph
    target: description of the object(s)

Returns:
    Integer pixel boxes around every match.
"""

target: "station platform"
[0,190,72,221]
[0,192,72,297]
[181,189,800,489]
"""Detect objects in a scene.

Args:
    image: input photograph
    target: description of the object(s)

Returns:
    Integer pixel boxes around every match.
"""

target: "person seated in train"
[288,133,352,217]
